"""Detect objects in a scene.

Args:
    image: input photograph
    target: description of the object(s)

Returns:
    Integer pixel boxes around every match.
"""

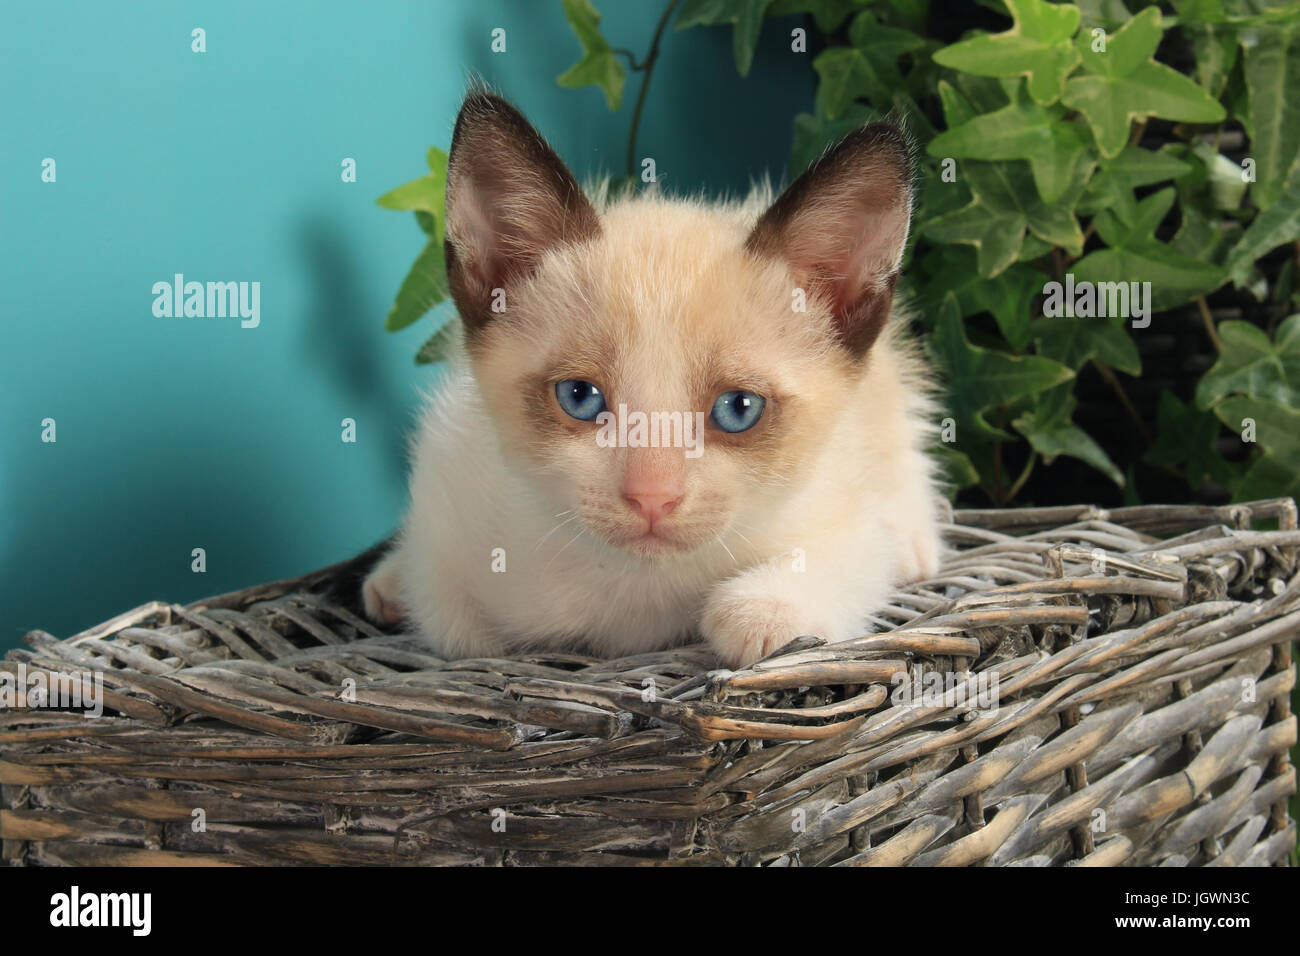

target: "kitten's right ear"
[746,123,914,358]
[444,92,601,334]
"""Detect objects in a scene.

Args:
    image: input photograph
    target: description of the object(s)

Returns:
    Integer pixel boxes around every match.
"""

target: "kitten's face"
[472,201,852,559]
[442,93,912,560]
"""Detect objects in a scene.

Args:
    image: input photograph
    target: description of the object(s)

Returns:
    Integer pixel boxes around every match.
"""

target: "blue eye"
[555,379,607,421]
[711,390,766,433]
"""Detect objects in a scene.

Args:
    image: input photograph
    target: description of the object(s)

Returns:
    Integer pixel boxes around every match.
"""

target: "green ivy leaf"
[1076,0,1134,31]
[923,159,1086,277]
[929,292,1075,443]
[932,443,982,492]
[790,102,877,176]
[813,11,925,116]
[1089,144,1195,194]
[1145,390,1237,490]
[928,81,1092,203]
[1171,196,1238,264]
[676,0,776,77]
[1240,22,1300,210]
[922,196,1023,279]
[888,87,937,141]
[1187,22,1239,96]
[936,79,978,128]
[1195,314,1300,407]
[814,48,887,118]
[1071,246,1225,311]
[1020,232,1055,260]
[920,246,1042,350]
[952,73,1016,115]
[884,0,928,30]
[1032,315,1142,374]
[414,210,438,236]
[933,0,1081,106]
[1220,2,1300,28]
[1072,187,1228,309]
[915,160,973,227]
[1225,160,1300,285]
[375,147,449,237]
[1012,382,1124,485]
[960,265,1044,353]
[1121,462,1142,505]
[1062,7,1227,158]
[767,0,866,34]
[1091,183,1174,245]
[1168,0,1227,24]
[1233,448,1300,501]
[557,0,627,109]
[384,239,449,333]
[1079,144,1193,218]
[1214,394,1300,500]
[1189,140,1250,211]
[378,148,452,332]
[415,316,461,365]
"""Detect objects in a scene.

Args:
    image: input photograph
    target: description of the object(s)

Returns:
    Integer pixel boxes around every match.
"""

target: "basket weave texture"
[2,500,1297,867]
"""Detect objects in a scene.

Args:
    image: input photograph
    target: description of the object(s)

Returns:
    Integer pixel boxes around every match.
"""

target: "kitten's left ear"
[746,123,914,358]
[444,91,601,334]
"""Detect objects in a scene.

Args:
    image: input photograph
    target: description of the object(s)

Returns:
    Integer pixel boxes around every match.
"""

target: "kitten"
[363,91,944,668]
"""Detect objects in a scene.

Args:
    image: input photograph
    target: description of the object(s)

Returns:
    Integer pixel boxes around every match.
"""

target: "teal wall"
[0,1,811,649]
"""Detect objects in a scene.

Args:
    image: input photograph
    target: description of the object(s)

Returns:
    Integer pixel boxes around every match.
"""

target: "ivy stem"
[991,408,1007,504]
[1096,362,1153,444]
[1196,296,1223,353]
[1006,451,1037,502]
[611,48,645,70]
[1078,220,1096,248]
[626,0,681,179]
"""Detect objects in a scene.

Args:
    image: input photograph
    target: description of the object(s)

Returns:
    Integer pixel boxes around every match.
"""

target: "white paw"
[362,557,407,627]
[700,580,822,668]
[893,521,943,585]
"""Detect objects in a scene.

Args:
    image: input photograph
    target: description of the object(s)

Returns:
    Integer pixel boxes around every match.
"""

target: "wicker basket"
[2,500,1297,867]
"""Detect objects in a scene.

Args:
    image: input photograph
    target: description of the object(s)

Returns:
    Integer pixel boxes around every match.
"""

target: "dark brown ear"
[746,123,914,358]
[444,92,600,333]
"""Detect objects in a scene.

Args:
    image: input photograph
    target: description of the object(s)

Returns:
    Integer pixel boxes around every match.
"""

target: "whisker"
[545,528,587,570]
[728,527,757,552]
[534,512,579,551]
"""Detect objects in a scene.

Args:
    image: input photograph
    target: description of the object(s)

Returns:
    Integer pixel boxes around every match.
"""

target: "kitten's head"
[442,92,913,559]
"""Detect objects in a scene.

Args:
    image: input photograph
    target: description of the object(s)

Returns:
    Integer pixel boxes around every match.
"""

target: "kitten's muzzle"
[623,489,682,530]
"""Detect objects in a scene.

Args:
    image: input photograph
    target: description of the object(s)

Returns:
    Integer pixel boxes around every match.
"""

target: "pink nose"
[623,488,683,528]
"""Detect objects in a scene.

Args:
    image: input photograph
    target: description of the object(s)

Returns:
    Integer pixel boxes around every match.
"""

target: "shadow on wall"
[2,217,415,648]
[645,24,815,192]
[296,214,410,489]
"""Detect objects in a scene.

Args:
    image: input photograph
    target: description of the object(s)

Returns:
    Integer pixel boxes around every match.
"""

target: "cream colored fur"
[365,157,945,668]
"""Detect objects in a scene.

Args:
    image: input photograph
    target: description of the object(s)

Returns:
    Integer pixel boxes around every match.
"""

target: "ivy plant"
[377,0,1300,510]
